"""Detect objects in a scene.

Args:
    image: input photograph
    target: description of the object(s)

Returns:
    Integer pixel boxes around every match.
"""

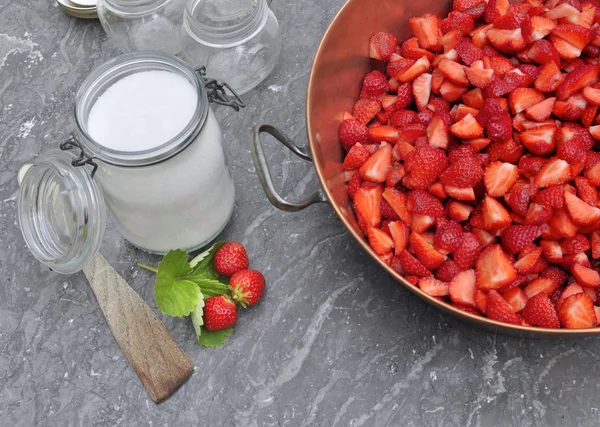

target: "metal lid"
[18,150,106,274]
[56,0,98,19]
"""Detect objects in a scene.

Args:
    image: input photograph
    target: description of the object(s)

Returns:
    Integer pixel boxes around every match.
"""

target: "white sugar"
[87,70,198,151]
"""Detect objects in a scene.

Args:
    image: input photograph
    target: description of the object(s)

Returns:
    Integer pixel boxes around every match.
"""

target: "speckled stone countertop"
[2,1,600,426]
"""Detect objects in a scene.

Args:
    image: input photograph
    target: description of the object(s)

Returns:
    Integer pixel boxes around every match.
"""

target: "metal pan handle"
[251,124,328,212]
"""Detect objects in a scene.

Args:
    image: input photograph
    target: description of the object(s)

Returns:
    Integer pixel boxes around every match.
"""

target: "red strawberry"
[482,195,512,229]
[203,296,238,331]
[558,293,598,328]
[360,144,392,183]
[391,109,419,128]
[398,250,432,277]
[434,219,463,254]
[553,23,593,50]
[527,39,561,66]
[501,225,542,254]
[370,32,398,61]
[342,143,371,170]
[347,171,362,200]
[535,185,564,209]
[229,269,265,308]
[525,203,554,226]
[409,13,441,51]
[487,28,526,54]
[557,64,600,100]
[557,131,586,165]
[213,242,250,277]
[592,230,600,259]
[534,157,572,188]
[486,113,513,143]
[485,0,510,23]
[381,199,400,221]
[502,287,528,313]
[363,70,389,97]
[412,73,432,111]
[440,80,470,102]
[520,125,557,157]
[396,56,431,83]
[509,88,545,115]
[564,191,600,225]
[571,263,600,287]
[389,220,409,255]
[535,61,565,92]
[427,114,449,149]
[354,186,383,228]
[525,97,556,122]
[439,156,484,188]
[386,164,405,188]
[339,119,368,149]
[438,59,469,86]
[507,187,531,217]
[383,188,411,222]
[476,244,518,291]
[523,277,560,298]
[484,161,518,197]
[418,277,449,297]
[436,259,460,282]
[561,234,591,254]
[448,200,474,222]
[368,227,395,255]
[453,232,484,270]
[442,11,476,35]
[521,293,560,328]
[407,190,444,217]
[448,269,477,306]
[409,232,447,269]
[387,57,416,79]
[523,15,558,43]
[456,38,484,65]
[487,290,522,324]
[353,98,382,125]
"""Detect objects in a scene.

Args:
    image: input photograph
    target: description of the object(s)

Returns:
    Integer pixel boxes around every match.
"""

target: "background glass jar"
[97,0,186,54]
[18,52,239,273]
[181,0,281,94]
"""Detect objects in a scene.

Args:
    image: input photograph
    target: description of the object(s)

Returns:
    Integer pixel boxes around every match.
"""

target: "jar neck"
[183,0,268,47]
[74,52,208,168]
[103,0,173,16]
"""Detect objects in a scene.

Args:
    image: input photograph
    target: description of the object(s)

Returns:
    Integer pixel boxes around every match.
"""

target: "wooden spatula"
[83,253,193,403]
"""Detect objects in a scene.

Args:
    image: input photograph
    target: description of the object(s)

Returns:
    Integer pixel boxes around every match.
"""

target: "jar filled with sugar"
[17,52,244,273]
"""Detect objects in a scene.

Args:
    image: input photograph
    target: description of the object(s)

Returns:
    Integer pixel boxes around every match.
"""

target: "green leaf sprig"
[138,241,233,347]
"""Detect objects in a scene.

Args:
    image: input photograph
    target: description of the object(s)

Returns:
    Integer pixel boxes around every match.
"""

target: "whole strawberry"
[203,296,238,331]
[213,242,249,276]
[230,269,265,308]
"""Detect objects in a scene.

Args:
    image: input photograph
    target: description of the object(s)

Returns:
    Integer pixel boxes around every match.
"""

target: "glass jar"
[181,0,281,94]
[97,0,187,54]
[18,52,243,274]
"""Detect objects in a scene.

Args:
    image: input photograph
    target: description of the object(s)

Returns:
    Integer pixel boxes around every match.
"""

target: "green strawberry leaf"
[154,250,199,317]
[198,326,233,348]
[195,279,230,299]
[188,241,226,276]
[191,293,205,343]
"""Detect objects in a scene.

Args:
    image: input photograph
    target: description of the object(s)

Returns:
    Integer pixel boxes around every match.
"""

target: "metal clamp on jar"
[18,52,244,274]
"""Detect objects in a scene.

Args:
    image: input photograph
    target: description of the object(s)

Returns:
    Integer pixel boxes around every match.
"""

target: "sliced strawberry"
[553,23,593,50]
[564,191,600,225]
[541,265,569,285]
[448,269,477,306]
[525,97,556,122]
[398,250,432,277]
[549,209,579,237]
[561,234,592,254]
[453,232,484,270]
[556,129,586,165]
[462,88,485,109]
[520,125,557,157]
[450,113,484,139]
[528,39,561,66]
[534,157,572,188]
[476,244,518,291]
[426,114,449,149]
[502,287,529,313]
[482,195,512,229]
[354,186,383,228]
[523,277,560,298]
[501,225,542,254]
[484,161,518,197]
[410,232,447,269]
[585,162,600,185]
[448,200,474,222]
[442,11,476,35]
[370,32,398,61]
[368,126,400,143]
[388,220,409,255]
[521,293,560,328]
[438,58,469,86]
[411,213,437,233]
[523,15,558,43]
[342,143,371,170]
[592,230,600,259]
[440,156,484,188]
[359,144,392,183]
[486,28,526,54]
[339,119,369,149]
[353,98,382,125]
[382,188,411,223]
[409,14,441,52]
[534,61,566,92]
[572,263,600,287]
[434,219,463,254]
[558,292,598,328]
[428,181,447,199]
[515,247,544,274]
[436,259,460,282]
[418,276,449,297]
[412,73,432,111]
[368,227,394,255]
[535,185,565,209]
[440,80,470,102]
[557,64,600,100]
[396,56,431,83]
[546,2,582,20]
[485,0,511,23]
[509,88,546,115]
[487,289,522,324]
[407,189,444,217]
[556,282,585,312]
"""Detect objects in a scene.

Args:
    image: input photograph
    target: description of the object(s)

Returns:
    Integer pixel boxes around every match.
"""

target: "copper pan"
[251,0,600,337]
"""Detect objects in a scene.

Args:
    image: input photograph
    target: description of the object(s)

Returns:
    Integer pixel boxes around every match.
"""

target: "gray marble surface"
[2,0,600,426]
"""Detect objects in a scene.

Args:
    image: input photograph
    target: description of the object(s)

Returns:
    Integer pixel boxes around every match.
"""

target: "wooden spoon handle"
[83,253,193,403]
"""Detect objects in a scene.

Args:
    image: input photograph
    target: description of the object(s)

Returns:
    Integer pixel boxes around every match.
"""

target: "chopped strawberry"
[534,157,572,188]
[353,98,382,125]
[535,185,565,209]
[412,73,432,111]
[525,97,556,122]
[487,289,522,324]
[501,225,542,254]
[534,61,566,92]
[359,144,392,183]
[484,161,518,197]
[485,0,510,23]
[487,28,526,54]
[442,11,476,35]
[398,250,432,277]
[449,269,477,306]
[439,156,484,188]
[418,276,449,297]
[528,39,562,66]
[558,292,598,328]
[475,244,518,291]
[396,56,431,83]
[426,114,449,149]
[388,220,409,255]
[553,23,593,50]
[509,89,545,116]
[481,195,512,229]
[523,15,558,43]
[370,32,398,61]
[557,130,586,165]
[390,109,419,128]
[557,64,600,100]
[572,263,600,287]
[410,232,447,269]
[354,186,383,229]
[410,14,441,52]
[387,57,417,79]
[561,234,592,254]
[450,113,484,139]
[448,201,475,222]
[382,188,411,223]
[523,277,560,298]
[368,126,400,143]
[502,287,529,313]
[339,119,369,149]
[453,232,484,270]
[564,191,600,225]
[438,59,469,86]
[515,247,545,274]
[434,219,463,255]
[368,227,394,255]
[342,143,371,170]
[549,209,580,237]
[521,293,561,328]
[363,70,389,97]
[440,80,470,102]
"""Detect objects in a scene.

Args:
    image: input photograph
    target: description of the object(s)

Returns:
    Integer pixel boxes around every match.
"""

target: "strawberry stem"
[137,263,158,274]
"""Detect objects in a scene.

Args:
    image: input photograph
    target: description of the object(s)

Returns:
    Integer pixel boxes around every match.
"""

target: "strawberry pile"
[339,0,600,328]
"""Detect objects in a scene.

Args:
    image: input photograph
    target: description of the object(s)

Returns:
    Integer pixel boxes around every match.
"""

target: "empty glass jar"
[181,0,281,94]
[97,0,187,54]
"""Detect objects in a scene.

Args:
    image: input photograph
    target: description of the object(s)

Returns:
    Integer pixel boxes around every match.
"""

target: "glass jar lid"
[18,150,106,274]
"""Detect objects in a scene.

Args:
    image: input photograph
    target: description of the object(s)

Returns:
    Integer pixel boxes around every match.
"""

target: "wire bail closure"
[59,135,99,178]
[196,66,246,112]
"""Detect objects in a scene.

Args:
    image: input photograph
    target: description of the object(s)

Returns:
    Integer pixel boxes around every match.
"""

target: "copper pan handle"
[251,124,328,212]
